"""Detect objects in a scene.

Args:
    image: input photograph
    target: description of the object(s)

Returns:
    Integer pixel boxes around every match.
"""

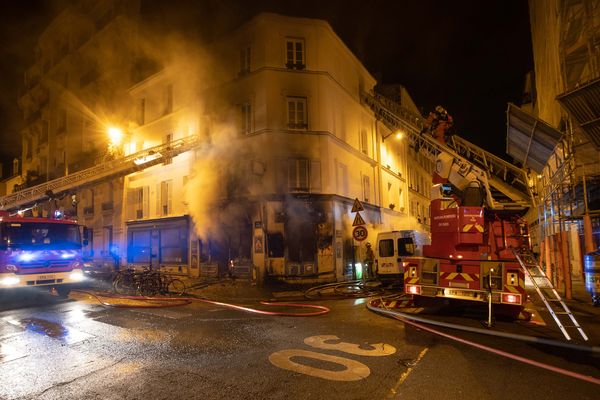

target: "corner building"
[19,8,429,284]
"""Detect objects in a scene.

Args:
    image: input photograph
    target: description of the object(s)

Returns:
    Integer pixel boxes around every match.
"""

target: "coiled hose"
[72,289,329,316]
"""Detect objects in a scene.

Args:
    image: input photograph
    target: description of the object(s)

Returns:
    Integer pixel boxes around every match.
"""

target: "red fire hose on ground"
[71,289,330,317]
[367,297,600,386]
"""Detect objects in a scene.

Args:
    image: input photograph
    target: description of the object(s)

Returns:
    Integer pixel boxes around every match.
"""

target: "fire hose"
[72,289,330,317]
[367,297,600,386]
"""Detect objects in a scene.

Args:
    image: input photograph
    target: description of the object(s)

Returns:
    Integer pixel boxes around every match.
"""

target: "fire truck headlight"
[69,271,86,282]
[1,277,20,286]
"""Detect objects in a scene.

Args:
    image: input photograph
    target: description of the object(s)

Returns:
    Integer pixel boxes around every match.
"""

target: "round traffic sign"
[352,226,368,242]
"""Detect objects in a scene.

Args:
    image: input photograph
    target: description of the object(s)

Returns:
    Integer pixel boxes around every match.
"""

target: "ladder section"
[448,135,534,207]
[0,135,201,213]
[513,248,588,341]
[361,91,531,210]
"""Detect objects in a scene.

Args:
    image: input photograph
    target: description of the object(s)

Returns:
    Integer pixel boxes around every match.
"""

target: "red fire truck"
[0,210,87,296]
[402,107,530,315]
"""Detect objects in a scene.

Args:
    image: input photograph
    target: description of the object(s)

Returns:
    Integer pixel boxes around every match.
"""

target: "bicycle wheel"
[140,274,161,296]
[113,274,132,295]
[167,278,186,296]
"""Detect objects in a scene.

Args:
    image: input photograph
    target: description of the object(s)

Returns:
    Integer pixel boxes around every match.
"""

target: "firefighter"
[364,242,375,279]
[421,105,454,144]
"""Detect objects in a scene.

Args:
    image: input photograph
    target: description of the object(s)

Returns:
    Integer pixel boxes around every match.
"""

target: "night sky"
[0,0,533,178]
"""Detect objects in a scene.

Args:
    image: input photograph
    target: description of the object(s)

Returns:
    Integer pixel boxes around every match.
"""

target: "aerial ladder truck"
[363,91,588,340]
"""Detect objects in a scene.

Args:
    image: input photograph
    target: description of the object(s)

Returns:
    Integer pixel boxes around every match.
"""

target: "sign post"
[350,198,368,280]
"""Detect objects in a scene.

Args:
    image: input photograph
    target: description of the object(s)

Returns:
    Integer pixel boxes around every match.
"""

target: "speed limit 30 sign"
[352,226,368,241]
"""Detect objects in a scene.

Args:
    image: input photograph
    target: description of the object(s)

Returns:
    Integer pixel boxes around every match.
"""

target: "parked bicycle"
[112,266,186,296]
[112,266,161,296]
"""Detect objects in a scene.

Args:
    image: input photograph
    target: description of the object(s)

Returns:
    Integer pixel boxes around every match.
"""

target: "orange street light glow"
[108,127,123,145]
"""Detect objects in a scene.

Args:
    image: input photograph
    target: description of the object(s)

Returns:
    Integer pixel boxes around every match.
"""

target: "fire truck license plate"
[38,274,55,280]
[447,289,473,298]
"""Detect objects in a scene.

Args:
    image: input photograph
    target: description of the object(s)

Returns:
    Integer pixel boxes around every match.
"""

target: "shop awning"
[506,103,563,173]
[556,77,600,150]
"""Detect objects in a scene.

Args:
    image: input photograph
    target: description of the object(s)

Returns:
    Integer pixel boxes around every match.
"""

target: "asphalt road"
[0,285,599,400]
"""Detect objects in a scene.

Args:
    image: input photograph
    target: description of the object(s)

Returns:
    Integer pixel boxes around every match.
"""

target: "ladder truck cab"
[403,106,530,315]
[375,230,431,279]
[0,210,88,296]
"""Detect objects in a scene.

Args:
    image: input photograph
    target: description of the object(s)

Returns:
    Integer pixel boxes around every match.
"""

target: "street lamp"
[107,126,124,158]
[382,129,405,142]
[108,127,123,146]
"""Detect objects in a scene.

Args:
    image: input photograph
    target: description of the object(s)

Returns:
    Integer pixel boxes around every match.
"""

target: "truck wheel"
[55,286,71,298]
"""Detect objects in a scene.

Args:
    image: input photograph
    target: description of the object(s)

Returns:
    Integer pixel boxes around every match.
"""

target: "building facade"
[17,6,430,284]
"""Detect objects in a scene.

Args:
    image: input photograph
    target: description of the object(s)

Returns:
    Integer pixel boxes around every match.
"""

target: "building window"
[26,137,33,159]
[102,226,113,257]
[362,175,370,203]
[41,120,49,144]
[285,38,305,69]
[139,98,145,125]
[159,180,173,216]
[287,97,307,129]
[288,158,321,192]
[241,102,252,134]
[164,84,173,115]
[57,109,67,133]
[240,46,251,74]
[129,186,149,220]
[360,129,369,155]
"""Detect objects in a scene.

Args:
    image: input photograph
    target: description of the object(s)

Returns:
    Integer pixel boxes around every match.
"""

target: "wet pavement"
[0,276,598,399]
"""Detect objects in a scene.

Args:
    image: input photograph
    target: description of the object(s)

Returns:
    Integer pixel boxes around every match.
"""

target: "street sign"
[352,226,368,241]
[351,198,364,213]
[352,213,366,226]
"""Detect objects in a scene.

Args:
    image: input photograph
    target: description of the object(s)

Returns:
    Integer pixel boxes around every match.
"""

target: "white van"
[375,230,431,279]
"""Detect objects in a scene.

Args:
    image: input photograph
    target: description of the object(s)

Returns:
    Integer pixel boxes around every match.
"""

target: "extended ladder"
[513,248,588,341]
[0,135,201,213]
[361,91,531,210]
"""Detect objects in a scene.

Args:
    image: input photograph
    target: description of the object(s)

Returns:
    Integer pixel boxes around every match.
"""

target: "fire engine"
[362,91,534,313]
[0,210,87,296]
[401,106,530,314]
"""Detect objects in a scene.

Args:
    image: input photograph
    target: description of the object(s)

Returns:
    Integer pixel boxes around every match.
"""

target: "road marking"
[304,335,396,356]
[387,347,429,398]
[269,349,370,381]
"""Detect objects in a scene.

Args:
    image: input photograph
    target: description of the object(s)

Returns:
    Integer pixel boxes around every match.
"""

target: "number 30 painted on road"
[269,335,396,381]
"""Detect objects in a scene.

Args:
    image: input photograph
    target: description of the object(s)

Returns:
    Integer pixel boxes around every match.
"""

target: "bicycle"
[112,266,161,296]
[158,273,186,296]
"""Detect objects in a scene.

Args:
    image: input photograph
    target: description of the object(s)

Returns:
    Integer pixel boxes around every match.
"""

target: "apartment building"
[18,6,428,283]
[18,0,141,266]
